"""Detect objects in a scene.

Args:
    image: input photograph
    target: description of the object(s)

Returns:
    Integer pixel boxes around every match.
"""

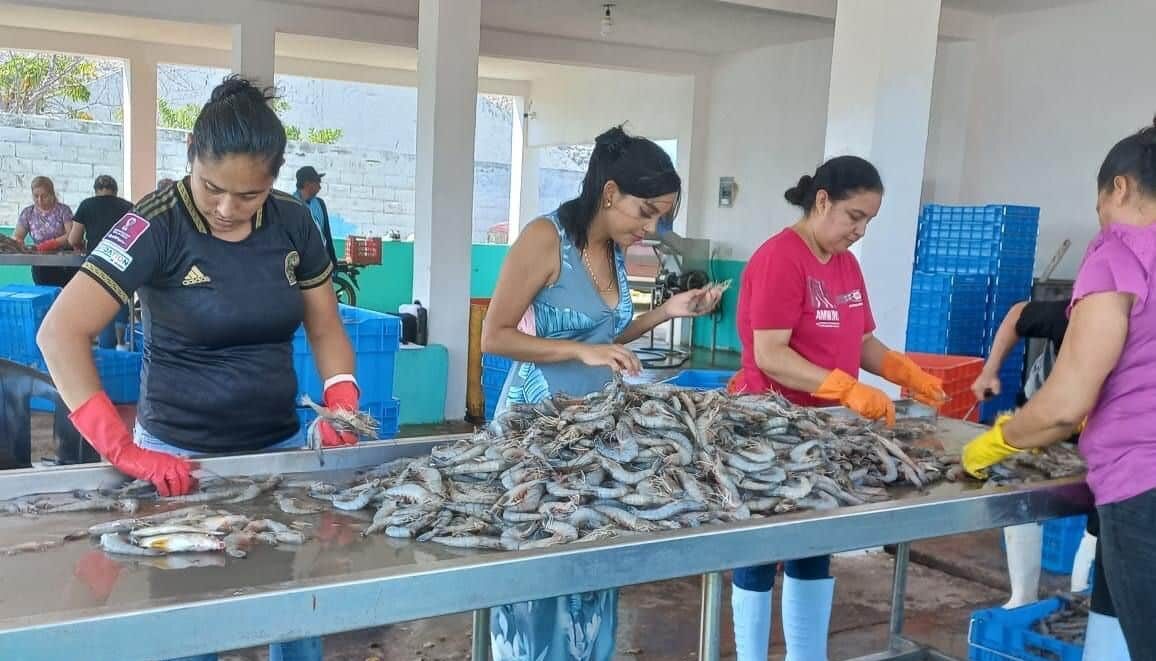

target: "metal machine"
[625,228,713,368]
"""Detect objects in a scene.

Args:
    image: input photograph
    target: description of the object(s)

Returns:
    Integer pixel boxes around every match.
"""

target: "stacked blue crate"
[905,272,990,356]
[294,305,402,438]
[912,205,1040,348]
[482,353,512,420]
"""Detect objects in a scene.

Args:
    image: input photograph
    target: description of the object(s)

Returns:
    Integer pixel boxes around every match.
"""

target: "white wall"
[922,39,976,206]
[697,37,833,261]
[526,65,694,149]
[957,0,1156,279]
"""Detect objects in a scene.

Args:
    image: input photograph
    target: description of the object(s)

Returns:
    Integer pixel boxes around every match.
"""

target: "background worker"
[37,76,359,661]
[294,165,338,267]
[481,125,720,661]
[730,156,946,661]
[14,175,76,286]
[976,299,1127,658]
[68,174,134,349]
[963,115,1156,659]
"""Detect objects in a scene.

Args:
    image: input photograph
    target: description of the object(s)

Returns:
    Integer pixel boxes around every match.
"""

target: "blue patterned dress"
[490,212,632,661]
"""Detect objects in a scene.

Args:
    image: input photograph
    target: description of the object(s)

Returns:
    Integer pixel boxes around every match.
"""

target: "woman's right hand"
[574,343,642,376]
[970,371,1001,402]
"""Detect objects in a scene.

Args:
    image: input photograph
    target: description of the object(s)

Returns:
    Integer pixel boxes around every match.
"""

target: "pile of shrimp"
[326,375,961,550]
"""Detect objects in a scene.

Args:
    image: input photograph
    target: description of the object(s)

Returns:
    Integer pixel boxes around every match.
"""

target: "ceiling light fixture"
[600,4,615,39]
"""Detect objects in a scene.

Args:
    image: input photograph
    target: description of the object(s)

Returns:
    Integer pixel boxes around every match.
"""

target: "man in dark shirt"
[69,175,134,349]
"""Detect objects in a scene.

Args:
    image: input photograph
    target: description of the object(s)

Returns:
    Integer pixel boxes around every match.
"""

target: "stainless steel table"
[0,421,1091,661]
[0,253,87,268]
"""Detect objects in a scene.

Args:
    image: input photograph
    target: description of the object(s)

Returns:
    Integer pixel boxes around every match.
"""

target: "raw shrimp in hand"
[662,287,723,318]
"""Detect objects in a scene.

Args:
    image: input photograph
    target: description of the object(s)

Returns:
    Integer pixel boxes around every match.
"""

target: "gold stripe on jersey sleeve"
[272,190,306,207]
[80,262,130,305]
[298,261,333,290]
[255,205,264,229]
[134,189,178,219]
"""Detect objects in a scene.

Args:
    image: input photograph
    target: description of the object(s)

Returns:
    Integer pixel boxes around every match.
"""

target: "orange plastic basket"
[901,352,984,422]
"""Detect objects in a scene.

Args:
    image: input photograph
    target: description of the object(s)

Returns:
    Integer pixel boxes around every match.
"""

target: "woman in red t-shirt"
[729,156,945,661]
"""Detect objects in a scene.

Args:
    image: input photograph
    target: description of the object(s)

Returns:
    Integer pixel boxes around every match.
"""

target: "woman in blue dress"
[480,126,721,661]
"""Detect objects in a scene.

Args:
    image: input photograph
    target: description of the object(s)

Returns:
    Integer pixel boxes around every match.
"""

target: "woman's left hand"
[662,287,722,319]
[318,380,360,447]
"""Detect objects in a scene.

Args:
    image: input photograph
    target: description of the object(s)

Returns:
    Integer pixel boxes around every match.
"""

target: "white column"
[506,96,527,243]
[518,145,540,229]
[824,0,941,395]
[231,19,276,88]
[413,0,481,422]
[682,68,712,240]
[123,52,157,203]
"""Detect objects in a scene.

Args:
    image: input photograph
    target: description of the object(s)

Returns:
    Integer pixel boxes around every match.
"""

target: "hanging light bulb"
[600,4,614,39]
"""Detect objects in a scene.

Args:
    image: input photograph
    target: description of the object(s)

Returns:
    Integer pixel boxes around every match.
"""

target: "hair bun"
[595,125,631,158]
[784,174,813,207]
[210,75,274,105]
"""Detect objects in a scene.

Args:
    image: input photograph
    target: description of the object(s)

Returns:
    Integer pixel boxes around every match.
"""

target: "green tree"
[305,128,343,145]
[157,98,200,130]
[0,51,104,116]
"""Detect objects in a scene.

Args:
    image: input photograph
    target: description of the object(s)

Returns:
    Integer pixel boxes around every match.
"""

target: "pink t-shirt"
[1069,223,1156,505]
[735,229,875,405]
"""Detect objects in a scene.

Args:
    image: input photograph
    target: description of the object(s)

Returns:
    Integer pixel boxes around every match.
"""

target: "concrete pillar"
[231,19,276,88]
[682,68,713,240]
[507,95,528,243]
[413,0,481,421]
[823,0,941,394]
[518,145,541,228]
[123,52,158,203]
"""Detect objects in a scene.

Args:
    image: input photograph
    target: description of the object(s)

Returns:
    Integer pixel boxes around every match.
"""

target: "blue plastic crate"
[0,290,54,368]
[92,348,142,404]
[906,272,991,356]
[969,598,1083,661]
[482,353,513,372]
[293,304,400,404]
[297,397,401,439]
[1042,515,1088,574]
[915,204,1040,277]
[663,369,735,391]
[0,283,62,301]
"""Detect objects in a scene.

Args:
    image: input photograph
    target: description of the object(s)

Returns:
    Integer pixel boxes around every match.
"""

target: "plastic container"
[968,598,1083,661]
[0,290,55,369]
[905,272,991,356]
[297,397,401,439]
[1042,515,1088,574]
[663,369,736,391]
[293,304,400,404]
[899,353,984,422]
[92,348,143,404]
[344,235,383,265]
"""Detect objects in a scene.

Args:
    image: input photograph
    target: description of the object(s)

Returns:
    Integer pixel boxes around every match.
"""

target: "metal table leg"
[698,572,723,661]
[890,542,911,645]
[471,608,490,661]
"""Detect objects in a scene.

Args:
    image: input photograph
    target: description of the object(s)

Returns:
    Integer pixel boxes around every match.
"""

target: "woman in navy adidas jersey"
[37,76,358,661]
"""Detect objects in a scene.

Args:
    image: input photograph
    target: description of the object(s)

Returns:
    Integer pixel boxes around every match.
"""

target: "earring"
[604,199,612,208]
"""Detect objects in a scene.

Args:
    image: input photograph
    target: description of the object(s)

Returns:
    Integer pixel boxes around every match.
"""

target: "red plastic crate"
[901,352,984,422]
[344,235,382,265]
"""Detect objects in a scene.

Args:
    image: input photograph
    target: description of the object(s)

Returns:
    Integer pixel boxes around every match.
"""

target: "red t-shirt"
[735,228,875,406]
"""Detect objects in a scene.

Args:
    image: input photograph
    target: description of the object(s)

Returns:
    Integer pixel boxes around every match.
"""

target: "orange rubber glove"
[317,379,361,447]
[881,351,946,407]
[812,369,896,426]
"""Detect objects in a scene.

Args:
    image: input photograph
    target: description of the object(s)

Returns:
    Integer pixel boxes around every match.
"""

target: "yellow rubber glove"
[813,369,896,426]
[881,351,947,407]
[962,414,1021,478]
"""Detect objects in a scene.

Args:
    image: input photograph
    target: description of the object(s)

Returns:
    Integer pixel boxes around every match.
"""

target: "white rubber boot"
[1003,523,1042,609]
[1083,612,1131,661]
[1070,531,1097,593]
[782,576,835,661]
[731,586,772,661]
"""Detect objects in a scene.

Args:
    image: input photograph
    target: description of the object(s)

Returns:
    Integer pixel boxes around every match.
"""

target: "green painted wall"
[693,259,746,353]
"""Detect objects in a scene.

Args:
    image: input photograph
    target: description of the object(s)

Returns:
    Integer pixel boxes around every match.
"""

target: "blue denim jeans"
[732,555,832,592]
[96,306,130,349]
[133,424,319,661]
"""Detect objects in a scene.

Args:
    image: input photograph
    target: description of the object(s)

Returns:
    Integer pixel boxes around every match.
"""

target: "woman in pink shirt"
[964,115,1156,659]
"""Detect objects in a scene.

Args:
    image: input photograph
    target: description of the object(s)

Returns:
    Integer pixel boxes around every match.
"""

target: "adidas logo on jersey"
[181,265,211,286]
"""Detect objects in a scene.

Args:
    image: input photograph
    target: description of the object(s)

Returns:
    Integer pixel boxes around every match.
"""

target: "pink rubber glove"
[317,380,360,447]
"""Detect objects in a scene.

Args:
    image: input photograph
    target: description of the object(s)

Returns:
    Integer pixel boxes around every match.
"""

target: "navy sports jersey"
[73,195,134,252]
[80,177,333,453]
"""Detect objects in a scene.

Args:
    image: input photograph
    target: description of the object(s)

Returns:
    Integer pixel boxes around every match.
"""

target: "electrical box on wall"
[719,177,736,208]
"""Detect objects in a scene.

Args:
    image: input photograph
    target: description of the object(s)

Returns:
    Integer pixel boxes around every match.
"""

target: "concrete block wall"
[2,114,583,242]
